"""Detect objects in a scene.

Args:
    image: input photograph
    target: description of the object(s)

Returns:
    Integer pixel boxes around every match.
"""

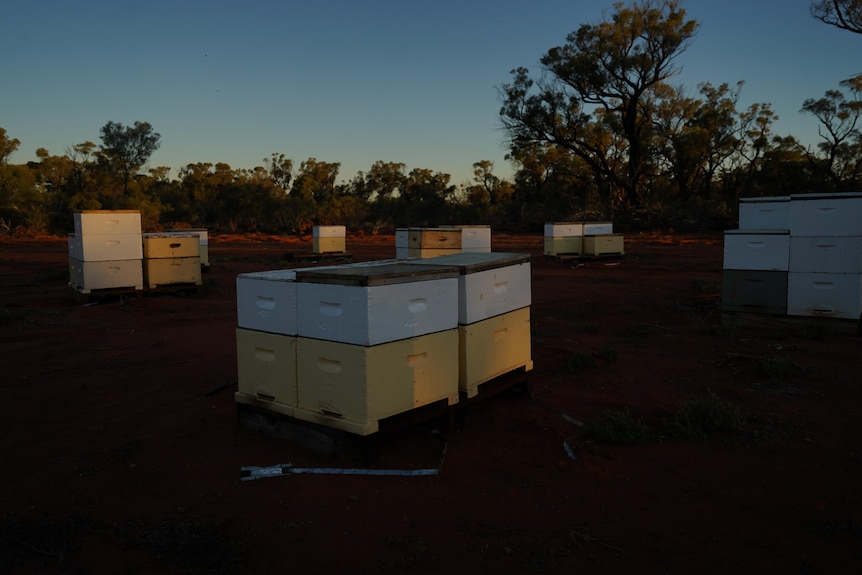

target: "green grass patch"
[666,390,745,440]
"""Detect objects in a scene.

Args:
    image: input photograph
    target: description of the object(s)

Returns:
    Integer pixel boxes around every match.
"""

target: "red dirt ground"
[1,232,860,574]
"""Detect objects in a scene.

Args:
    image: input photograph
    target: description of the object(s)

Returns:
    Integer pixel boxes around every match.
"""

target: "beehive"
[441,225,492,252]
[395,228,410,259]
[723,230,790,271]
[312,225,346,253]
[789,236,862,274]
[787,272,862,320]
[294,263,459,346]
[458,306,533,398]
[543,222,583,255]
[721,270,788,315]
[583,222,614,235]
[143,257,202,288]
[292,329,459,436]
[73,210,142,236]
[68,232,143,262]
[789,192,862,237]
[142,233,200,259]
[68,258,143,292]
[407,228,462,249]
[165,228,209,267]
[406,247,463,259]
[234,328,298,414]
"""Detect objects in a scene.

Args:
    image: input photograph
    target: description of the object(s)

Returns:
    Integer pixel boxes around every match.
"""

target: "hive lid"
[294,262,458,286]
[724,229,790,235]
[739,196,790,203]
[408,252,530,274]
[789,192,862,200]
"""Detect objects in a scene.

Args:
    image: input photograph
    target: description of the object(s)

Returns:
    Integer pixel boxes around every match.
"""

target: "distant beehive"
[68,210,143,293]
[543,222,583,256]
[165,228,209,267]
[312,225,346,254]
[141,233,202,289]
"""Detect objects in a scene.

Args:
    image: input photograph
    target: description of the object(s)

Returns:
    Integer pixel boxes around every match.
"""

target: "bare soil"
[1,231,860,574]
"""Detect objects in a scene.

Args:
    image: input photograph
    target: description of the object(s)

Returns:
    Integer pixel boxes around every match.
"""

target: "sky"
[3,0,859,187]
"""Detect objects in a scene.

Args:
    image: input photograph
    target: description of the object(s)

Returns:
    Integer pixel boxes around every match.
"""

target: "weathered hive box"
[395,228,410,259]
[68,257,143,292]
[408,228,462,249]
[74,210,141,236]
[723,230,790,271]
[582,233,624,256]
[294,262,459,346]
[721,270,788,315]
[292,329,459,436]
[142,233,200,259]
[312,225,346,253]
[738,196,790,230]
[788,236,862,274]
[165,228,209,266]
[143,257,202,288]
[234,328,298,415]
[408,252,531,325]
[583,222,614,235]
[68,232,143,262]
[787,272,862,320]
[458,306,533,398]
[789,192,862,237]
[543,236,583,256]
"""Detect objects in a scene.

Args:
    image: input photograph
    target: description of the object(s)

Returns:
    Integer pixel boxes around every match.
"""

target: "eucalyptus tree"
[99,121,161,195]
[811,0,862,34]
[499,1,699,211]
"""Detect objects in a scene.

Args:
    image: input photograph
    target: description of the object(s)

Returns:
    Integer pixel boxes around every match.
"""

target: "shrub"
[667,390,745,439]
[586,408,653,445]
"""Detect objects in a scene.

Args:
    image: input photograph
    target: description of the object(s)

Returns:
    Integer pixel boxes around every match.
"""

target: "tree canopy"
[811,0,862,34]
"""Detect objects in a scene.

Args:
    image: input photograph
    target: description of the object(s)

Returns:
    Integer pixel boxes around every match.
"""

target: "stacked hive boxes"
[723,193,862,322]
[68,210,143,294]
[406,227,463,258]
[409,252,533,398]
[544,221,623,257]
[235,261,460,436]
[441,225,492,253]
[313,225,346,254]
[165,228,209,268]
[141,233,202,289]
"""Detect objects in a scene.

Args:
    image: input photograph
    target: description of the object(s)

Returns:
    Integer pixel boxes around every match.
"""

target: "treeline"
[1,2,860,236]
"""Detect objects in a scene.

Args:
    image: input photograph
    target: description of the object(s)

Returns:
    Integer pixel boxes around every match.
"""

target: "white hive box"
[583,234,625,256]
[721,270,788,315]
[723,230,790,271]
[441,225,492,252]
[142,233,200,259]
[458,306,533,398]
[293,329,459,436]
[395,228,409,259]
[68,257,143,292]
[408,252,531,325]
[583,222,614,235]
[74,210,141,236]
[408,228,462,249]
[789,236,862,274]
[165,228,209,266]
[234,328,298,415]
[68,232,143,262]
[294,262,459,346]
[236,260,400,336]
[544,222,583,237]
[738,196,790,230]
[143,258,202,288]
[237,269,300,335]
[789,192,862,237]
[787,272,862,320]
[312,225,347,253]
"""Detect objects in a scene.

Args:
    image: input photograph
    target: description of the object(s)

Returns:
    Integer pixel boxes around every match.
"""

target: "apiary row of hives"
[234,251,533,436]
[395,226,492,259]
[67,210,206,295]
[723,192,862,321]
[543,222,624,257]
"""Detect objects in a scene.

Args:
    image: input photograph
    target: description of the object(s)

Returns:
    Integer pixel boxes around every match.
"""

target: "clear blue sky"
[3,0,858,186]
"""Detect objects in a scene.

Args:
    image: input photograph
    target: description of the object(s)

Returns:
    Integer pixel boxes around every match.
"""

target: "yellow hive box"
[408,228,462,249]
[406,247,463,259]
[312,236,346,253]
[234,328,297,416]
[458,306,533,398]
[543,236,583,256]
[293,329,459,436]
[582,234,625,256]
[143,257,202,288]
[142,233,200,259]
